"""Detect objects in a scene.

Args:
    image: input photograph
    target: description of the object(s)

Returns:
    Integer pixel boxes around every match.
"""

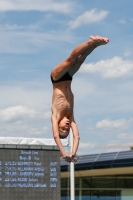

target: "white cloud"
[0,24,75,53]
[88,127,94,131]
[119,19,126,24]
[78,142,95,155]
[68,9,109,29]
[96,142,133,149]
[80,56,133,79]
[29,127,49,136]
[0,83,52,109]
[0,82,53,138]
[0,106,51,123]
[124,50,131,57]
[99,134,133,152]
[79,142,95,148]
[0,0,74,13]
[72,77,95,102]
[117,133,133,140]
[0,106,35,123]
[0,106,51,138]
[96,118,132,131]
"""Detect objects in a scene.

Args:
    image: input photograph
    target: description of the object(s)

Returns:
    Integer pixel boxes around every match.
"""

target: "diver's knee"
[66,56,76,66]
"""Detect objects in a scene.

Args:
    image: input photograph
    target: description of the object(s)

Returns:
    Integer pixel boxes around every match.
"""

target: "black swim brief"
[51,72,72,84]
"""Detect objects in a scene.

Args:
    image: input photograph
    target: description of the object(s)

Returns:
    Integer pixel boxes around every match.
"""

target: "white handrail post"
[70,129,75,200]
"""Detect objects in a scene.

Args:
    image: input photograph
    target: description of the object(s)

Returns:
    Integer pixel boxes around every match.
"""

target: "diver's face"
[58,117,70,138]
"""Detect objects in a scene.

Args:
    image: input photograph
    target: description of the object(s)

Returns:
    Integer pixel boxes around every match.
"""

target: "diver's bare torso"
[52,81,74,121]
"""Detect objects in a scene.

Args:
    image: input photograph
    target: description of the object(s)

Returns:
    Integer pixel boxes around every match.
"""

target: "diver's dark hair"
[59,135,68,139]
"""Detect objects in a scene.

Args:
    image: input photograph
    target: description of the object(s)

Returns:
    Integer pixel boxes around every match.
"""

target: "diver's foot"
[89,35,109,47]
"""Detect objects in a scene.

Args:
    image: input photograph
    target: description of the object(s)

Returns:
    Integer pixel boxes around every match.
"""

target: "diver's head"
[58,117,70,139]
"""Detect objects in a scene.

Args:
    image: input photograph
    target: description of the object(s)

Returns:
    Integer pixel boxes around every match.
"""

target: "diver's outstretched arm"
[52,115,72,162]
[52,115,67,156]
[70,117,80,157]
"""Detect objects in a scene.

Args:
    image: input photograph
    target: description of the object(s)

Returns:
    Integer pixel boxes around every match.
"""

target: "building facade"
[61,150,133,200]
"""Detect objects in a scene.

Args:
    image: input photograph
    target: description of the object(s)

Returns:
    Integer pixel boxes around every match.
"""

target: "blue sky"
[0,0,133,155]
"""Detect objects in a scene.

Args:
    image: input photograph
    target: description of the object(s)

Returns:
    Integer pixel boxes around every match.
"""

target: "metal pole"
[70,129,75,200]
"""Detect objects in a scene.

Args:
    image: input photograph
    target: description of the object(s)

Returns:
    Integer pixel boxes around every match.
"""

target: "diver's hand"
[63,153,78,163]
[61,152,79,163]
[61,152,72,163]
[66,153,77,163]
[70,154,80,163]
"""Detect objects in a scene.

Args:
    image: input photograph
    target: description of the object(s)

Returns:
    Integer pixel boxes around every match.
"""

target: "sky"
[0,0,133,155]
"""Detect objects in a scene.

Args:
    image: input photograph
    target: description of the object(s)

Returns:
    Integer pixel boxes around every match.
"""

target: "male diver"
[51,36,109,162]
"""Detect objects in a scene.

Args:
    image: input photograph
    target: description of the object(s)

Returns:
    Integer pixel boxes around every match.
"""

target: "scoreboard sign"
[0,149,60,200]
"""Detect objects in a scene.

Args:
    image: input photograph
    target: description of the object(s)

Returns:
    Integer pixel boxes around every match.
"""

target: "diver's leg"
[51,39,94,80]
[69,35,109,76]
[51,35,109,80]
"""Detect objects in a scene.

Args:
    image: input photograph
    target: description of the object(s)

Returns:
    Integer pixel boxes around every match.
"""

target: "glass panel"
[91,190,116,200]
[82,190,91,200]
[121,189,133,200]
[75,190,80,200]
[61,189,79,200]
[61,189,70,200]
[82,177,91,188]
[116,190,121,200]
[75,178,80,188]
[61,178,70,189]
[116,178,133,188]
[92,178,115,189]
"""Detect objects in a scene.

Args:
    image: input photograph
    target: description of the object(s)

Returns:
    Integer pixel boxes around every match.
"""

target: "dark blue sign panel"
[0,149,60,200]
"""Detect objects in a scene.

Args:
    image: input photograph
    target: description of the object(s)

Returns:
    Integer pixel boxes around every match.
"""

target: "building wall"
[61,174,133,200]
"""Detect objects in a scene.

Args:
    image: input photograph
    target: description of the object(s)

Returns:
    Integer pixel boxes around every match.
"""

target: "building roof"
[61,150,133,172]
[0,137,69,150]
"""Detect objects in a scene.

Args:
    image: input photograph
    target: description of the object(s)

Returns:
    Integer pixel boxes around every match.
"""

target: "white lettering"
[50,162,57,166]
[21,150,31,155]
[34,173,44,177]
[32,151,38,155]
[34,162,41,166]
[19,156,31,161]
